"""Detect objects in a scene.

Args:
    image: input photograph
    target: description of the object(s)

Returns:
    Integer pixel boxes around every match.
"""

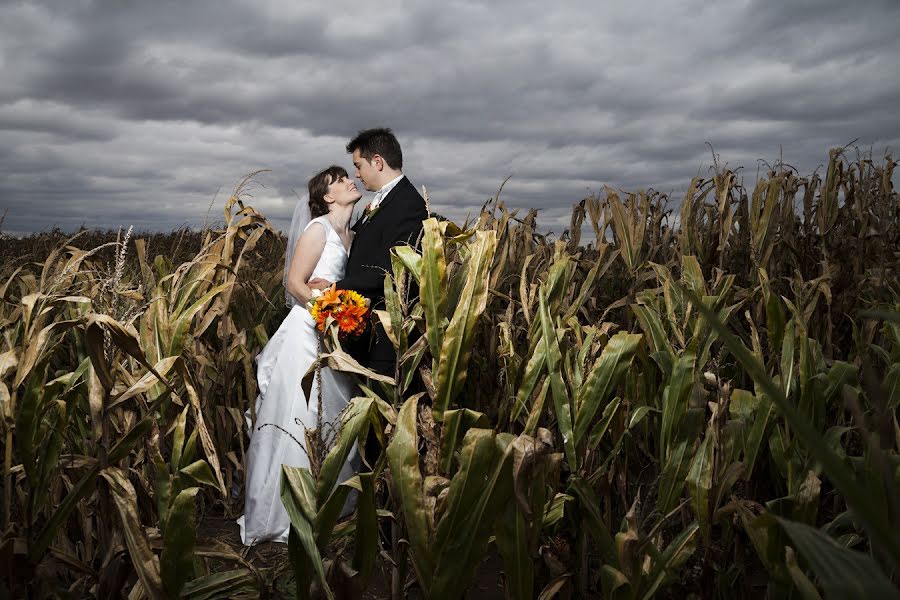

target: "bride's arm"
[286,223,327,304]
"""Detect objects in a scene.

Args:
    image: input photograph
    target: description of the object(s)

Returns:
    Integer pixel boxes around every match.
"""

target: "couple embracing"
[239,128,428,545]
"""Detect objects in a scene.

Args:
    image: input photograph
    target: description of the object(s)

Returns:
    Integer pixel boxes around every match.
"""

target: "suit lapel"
[349,177,409,255]
[368,176,406,219]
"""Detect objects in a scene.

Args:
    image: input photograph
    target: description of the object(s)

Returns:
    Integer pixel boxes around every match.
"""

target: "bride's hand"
[307,278,331,290]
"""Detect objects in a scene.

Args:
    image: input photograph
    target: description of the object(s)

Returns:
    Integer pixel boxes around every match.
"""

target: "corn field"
[1,150,899,599]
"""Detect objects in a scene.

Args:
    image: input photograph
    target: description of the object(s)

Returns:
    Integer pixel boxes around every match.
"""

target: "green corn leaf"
[316,397,373,508]
[608,193,644,273]
[538,288,575,472]
[30,396,72,530]
[697,300,742,367]
[713,461,745,520]
[659,350,696,463]
[822,361,858,409]
[632,303,674,363]
[575,327,598,396]
[586,397,621,450]
[600,565,631,599]
[171,404,189,472]
[497,431,556,600]
[686,429,714,544]
[885,363,900,411]
[681,255,707,296]
[523,377,551,436]
[430,431,515,599]
[392,244,422,283]
[177,460,219,489]
[352,472,378,586]
[313,483,353,550]
[287,528,319,600]
[400,334,428,394]
[383,272,407,358]
[169,282,233,355]
[657,438,693,516]
[781,318,797,396]
[562,249,617,323]
[785,546,824,600]
[573,332,641,448]
[386,396,435,588]
[778,518,900,600]
[641,522,699,600]
[742,391,774,481]
[160,487,200,597]
[15,366,47,487]
[151,436,172,534]
[496,495,534,600]
[519,254,535,326]
[281,466,332,600]
[440,408,490,473]
[543,254,573,313]
[511,336,547,424]
[180,569,260,600]
[433,230,496,420]
[420,218,448,365]
[751,177,781,266]
[568,476,616,564]
[629,405,656,429]
[542,493,573,529]
[108,414,156,463]
[764,279,786,352]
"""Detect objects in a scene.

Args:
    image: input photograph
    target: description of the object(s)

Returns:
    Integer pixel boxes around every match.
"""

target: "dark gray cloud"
[1,0,898,236]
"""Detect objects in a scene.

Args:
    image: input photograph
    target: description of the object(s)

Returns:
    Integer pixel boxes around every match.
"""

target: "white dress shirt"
[369,174,404,212]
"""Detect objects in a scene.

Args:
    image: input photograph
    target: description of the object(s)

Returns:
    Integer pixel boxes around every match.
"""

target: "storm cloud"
[1,0,898,235]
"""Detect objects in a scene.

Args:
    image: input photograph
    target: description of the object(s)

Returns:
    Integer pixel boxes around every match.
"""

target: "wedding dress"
[238,215,359,545]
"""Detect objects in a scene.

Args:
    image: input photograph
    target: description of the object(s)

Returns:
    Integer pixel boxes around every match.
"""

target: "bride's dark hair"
[307,165,349,218]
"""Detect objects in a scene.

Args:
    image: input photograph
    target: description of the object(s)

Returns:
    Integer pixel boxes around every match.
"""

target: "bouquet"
[308,284,370,339]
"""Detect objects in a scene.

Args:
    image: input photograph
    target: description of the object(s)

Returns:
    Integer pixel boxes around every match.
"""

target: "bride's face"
[325,174,362,207]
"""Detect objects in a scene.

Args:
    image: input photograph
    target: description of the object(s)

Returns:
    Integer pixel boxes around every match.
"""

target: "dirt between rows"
[199,514,508,599]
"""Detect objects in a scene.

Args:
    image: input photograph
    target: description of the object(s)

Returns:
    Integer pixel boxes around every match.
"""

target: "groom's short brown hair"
[346,128,403,170]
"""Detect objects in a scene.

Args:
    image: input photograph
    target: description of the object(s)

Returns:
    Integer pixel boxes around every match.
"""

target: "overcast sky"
[1,0,898,236]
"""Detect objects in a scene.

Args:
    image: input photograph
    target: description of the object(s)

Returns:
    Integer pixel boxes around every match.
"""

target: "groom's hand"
[307,278,331,290]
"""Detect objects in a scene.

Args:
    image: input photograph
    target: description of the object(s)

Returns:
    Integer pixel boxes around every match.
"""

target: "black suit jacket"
[337,176,427,375]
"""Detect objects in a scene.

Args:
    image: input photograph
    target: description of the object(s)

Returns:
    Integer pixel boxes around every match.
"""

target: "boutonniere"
[362,202,381,223]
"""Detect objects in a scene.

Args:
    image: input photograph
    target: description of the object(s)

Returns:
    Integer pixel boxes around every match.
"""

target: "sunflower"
[343,289,369,309]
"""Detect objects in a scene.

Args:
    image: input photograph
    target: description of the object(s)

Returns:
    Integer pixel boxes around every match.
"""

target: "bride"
[239,165,362,545]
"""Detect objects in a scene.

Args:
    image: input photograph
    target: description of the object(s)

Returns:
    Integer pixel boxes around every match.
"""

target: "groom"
[309,128,428,376]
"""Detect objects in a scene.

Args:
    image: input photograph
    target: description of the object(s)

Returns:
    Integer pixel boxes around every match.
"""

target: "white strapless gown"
[238,216,359,545]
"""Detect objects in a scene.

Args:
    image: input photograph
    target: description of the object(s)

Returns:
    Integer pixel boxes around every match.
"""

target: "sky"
[1,0,898,236]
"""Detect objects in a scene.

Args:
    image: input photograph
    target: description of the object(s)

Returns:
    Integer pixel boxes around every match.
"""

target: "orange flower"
[315,309,332,333]
[344,303,368,319]
[336,311,358,333]
[319,284,342,308]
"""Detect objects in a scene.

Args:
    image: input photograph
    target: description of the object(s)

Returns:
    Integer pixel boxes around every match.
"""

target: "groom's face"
[352,149,380,192]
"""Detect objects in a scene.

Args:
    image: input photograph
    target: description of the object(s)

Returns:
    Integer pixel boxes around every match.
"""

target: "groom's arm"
[336,205,426,299]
